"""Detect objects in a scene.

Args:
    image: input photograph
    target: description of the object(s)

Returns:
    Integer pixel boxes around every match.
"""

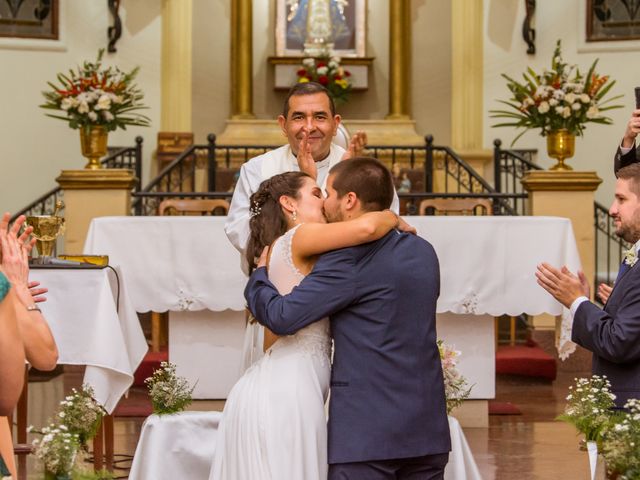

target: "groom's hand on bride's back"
[257,246,270,268]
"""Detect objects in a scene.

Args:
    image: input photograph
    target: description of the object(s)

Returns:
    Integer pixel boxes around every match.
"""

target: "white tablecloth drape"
[129,411,221,480]
[29,267,148,414]
[128,412,479,480]
[84,215,580,357]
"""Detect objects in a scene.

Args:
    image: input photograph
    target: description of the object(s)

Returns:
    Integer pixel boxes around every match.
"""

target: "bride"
[210,170,407,480]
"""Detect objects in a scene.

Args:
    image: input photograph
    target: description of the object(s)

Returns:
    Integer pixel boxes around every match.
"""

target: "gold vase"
[79,125,108,169]
[547,129,575,172]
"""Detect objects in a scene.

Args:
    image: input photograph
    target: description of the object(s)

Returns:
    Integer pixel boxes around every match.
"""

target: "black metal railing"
[134,134,527,216]
[594,201,631,301]
[493,139,540,215]
[10,137,143,222]
[132,134,277,216]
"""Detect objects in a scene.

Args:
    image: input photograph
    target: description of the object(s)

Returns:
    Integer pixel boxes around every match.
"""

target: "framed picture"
[0,0,59,40]
[587,0,640,42]
[276,0,366,57]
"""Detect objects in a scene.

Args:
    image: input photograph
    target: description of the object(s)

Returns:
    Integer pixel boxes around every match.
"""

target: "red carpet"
[489,400,522,415]
[133,348,168,387]
[114,387,153,417]
[495,341,557,381]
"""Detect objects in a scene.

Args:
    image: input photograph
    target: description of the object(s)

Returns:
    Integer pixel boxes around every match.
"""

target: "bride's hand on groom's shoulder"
[396,217,417,235]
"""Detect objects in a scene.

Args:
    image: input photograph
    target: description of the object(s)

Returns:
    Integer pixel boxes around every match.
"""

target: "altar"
[84,215,580,408]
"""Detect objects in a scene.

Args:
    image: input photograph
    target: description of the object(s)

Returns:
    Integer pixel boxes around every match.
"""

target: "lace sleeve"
[283,224,304,278]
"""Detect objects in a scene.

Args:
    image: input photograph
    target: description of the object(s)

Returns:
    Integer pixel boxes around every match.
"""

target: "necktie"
[615,260,630,284]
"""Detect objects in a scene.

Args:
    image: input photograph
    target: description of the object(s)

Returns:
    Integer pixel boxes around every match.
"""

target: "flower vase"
[586,441,608,480]
[79,125,108,170]
[547,129,575,172]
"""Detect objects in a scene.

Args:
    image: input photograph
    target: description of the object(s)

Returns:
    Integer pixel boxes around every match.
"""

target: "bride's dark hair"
[246,171,311,272]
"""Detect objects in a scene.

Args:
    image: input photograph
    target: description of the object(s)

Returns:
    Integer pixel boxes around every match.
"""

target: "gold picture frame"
[275,0,366,57]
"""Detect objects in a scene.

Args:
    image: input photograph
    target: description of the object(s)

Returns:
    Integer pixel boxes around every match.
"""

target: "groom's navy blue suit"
[245,230,451,469]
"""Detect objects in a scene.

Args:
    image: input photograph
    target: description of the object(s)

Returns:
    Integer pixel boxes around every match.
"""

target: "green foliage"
[490,40,623,145]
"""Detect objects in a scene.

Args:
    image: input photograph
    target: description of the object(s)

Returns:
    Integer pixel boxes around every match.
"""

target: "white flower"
[102,111,114,122]
[580,93,591,103]
[60,98,74,111]
[572,103,581,111]
[586,105,599,119]
[316,66,328,75]
[549,98,558,107]
[88,111,98,122]
[553,89,565,100]
[561,106,571,118]
[538,101,550,113]
[302,58,315,67]
[565,92,576,104]
[77,101,89,114]
[95,94,112,111]
[623,247,637,267]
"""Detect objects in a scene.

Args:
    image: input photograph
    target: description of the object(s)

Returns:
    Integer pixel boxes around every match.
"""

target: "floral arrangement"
[40,49,150,132]
[31,423,80,478]
[491,40,623,145]
[55,385,105,446]
[29,385,107,479]
[297,56,352,105]
[557,375,617,442]
[600,398,640,479]
[438,340,473,414]
[145,361,195,415]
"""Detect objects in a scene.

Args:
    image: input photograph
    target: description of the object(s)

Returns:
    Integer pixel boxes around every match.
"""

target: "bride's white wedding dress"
[210,225,331,480]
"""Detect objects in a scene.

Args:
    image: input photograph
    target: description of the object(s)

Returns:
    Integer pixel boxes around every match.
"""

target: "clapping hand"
[623,109,640,148]
[535,263,590,308]
[597,283,613,304]
[296,130,317,180]
[0,213,32,288]
[341,130,367,161]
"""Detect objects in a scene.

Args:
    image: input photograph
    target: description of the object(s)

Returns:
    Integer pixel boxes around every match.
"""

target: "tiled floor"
[18,369,592,479]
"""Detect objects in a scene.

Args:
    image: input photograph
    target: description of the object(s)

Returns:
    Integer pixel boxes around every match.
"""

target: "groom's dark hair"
[329,157,394,212]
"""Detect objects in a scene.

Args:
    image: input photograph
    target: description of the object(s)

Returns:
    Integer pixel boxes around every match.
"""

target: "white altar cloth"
[128,412,478,480]
[84,215,581,399]
[29,267,148,414]
[84,215,579,317]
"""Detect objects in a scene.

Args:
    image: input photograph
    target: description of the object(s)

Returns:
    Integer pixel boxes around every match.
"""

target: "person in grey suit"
[536,162,640,408]
[245,158,451,479]
[614,109,640,174]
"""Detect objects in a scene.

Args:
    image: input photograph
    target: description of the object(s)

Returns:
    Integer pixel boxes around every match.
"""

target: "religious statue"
[286,0,351,56]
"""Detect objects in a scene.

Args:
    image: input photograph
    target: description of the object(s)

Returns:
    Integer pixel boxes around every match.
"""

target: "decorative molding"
[523,0,535,54]
[107,0,122,53]
[521,170,603,192]
[56,169,137,190]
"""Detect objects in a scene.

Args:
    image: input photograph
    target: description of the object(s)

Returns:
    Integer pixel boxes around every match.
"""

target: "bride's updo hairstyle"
[246,171,311,272]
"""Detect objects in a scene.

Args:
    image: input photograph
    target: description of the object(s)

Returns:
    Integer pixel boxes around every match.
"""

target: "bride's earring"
[292,210,298,222]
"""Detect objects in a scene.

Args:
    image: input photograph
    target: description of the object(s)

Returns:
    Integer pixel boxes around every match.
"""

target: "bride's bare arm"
[293,210,401,258]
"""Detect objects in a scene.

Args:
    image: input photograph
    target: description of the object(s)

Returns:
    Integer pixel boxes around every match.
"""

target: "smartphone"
[635,86,640,109]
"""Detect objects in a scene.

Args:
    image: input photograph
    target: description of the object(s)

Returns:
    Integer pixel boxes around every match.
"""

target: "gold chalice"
[25,215,65,262]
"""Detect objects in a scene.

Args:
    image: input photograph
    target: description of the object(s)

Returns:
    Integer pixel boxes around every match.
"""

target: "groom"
[245,157,451,479]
